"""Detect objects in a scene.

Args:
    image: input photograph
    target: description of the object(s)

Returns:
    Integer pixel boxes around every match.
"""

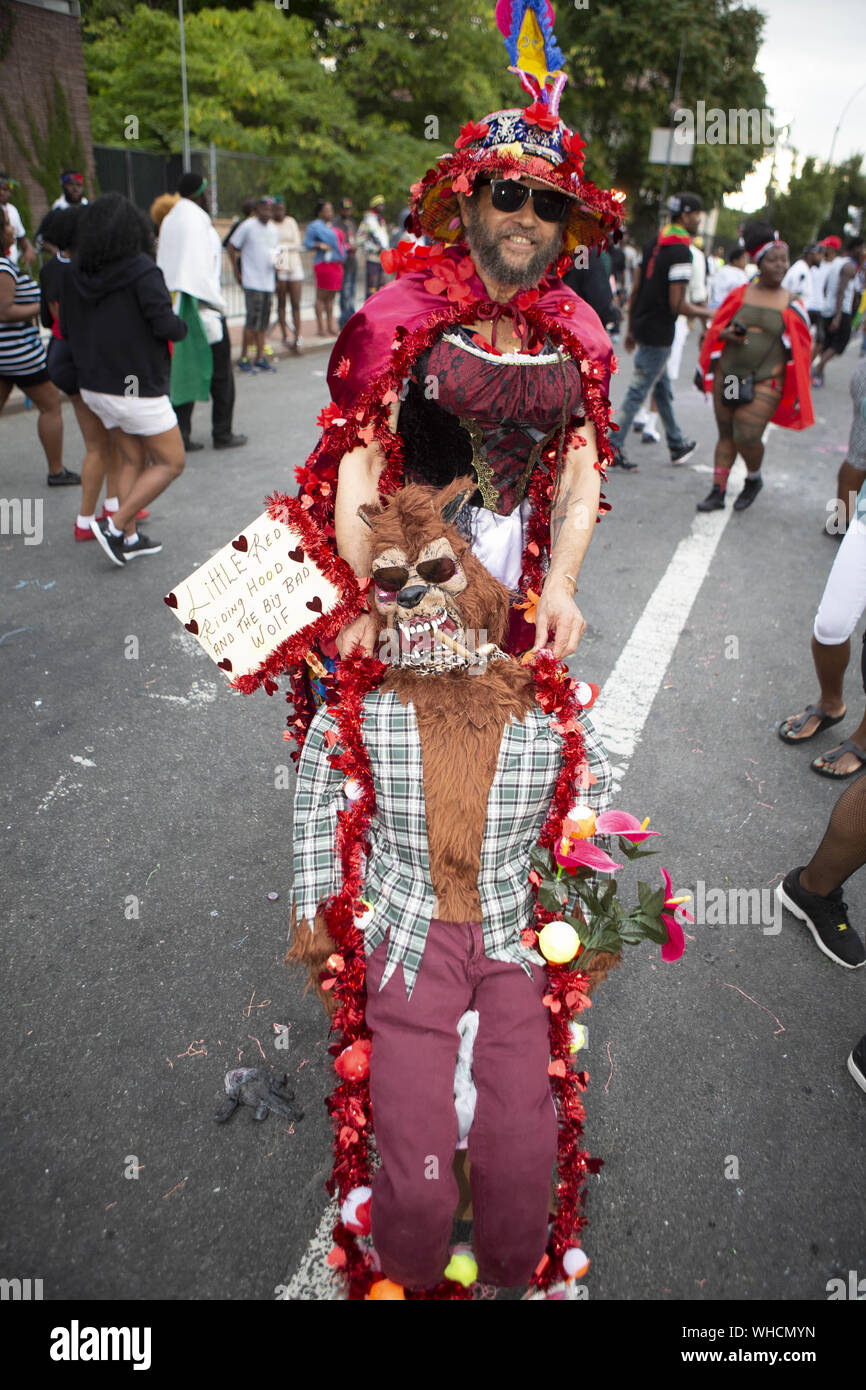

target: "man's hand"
[624,331,636,353]
[533,578,585,660]
[336,612,378,659]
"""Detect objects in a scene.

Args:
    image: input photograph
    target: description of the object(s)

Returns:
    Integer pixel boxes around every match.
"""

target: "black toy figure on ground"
[214,1067,303,1124]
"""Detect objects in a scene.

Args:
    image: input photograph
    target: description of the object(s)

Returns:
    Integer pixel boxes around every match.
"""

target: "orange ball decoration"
[367,1279,405,1300]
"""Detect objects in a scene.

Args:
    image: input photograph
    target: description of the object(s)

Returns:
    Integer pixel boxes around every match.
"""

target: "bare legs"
[110,426,185,535]
[71,394,110,516]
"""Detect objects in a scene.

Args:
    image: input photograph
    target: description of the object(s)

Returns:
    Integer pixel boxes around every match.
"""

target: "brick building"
[0,0,95,235]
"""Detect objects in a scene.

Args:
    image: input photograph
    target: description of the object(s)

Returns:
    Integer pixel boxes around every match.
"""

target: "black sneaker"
[90,516,126,567]
[47,467,81,487]
[123,532,163,560]
[183,439,205,452]
[670,440,697,465]
[697,484,726,512]
[776,868,866,969]
[848,1035,866,1094]
[610,443,638,471]
[733,475,763,511]
[213,433,248,449]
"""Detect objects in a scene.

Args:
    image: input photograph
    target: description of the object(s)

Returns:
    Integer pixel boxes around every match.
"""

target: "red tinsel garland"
[314,648,598,1300]
[224,492,363,698]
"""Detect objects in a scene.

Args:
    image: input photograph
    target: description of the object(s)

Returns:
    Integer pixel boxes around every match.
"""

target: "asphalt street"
[2,329,865,1303]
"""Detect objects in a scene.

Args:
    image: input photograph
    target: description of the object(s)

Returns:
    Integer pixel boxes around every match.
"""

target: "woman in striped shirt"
[0,207,73,484]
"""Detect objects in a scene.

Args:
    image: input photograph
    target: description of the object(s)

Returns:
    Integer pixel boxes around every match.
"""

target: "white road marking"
[591,461,744,792]
[144,679,218,707]
[282,1201,343,1301]
[281,461,745,1298]
[36,773,81,815]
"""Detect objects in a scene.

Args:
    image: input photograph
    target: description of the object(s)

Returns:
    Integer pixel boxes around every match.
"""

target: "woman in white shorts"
[779,364,866,776]
[60,193,188,566]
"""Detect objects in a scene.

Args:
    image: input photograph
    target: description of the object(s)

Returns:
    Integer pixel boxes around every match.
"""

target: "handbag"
[728,330,782,408]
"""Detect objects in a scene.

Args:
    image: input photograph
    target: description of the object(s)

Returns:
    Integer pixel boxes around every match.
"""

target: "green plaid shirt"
[292,691,612,998]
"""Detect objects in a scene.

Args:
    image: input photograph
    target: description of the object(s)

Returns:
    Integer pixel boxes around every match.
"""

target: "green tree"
[553,0,769,238]
[83,4,428,209]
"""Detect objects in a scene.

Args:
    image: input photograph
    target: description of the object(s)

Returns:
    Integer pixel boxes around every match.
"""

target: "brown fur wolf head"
[359,477,510,669]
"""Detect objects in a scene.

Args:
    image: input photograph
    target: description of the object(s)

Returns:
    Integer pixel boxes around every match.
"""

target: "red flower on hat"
[455,120,490,150]
[561,129,586,169]
[523,100,560,132]
[451,171,475,196]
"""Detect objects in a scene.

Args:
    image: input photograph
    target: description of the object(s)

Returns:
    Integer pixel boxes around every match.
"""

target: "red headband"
[752,236,787,264]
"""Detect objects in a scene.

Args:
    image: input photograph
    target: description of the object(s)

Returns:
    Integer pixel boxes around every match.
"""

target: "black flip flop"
[778,705,846,744]
[811,740,866,779]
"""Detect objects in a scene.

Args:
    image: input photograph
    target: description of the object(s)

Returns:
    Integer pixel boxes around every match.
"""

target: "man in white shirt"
[813,236,864,385]
[158,171,246,451]
[782,243,819,305]
[0,173,34,266]
[227,196,280,372]
[707,243,749,309]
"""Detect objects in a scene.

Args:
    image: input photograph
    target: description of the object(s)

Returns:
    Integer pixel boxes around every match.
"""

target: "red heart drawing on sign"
[164,592,178,609]
[306,596,323,613]
[185,619,199,635]
[217,658,233,672]
[232,535,248,552]
[288,546,305,563]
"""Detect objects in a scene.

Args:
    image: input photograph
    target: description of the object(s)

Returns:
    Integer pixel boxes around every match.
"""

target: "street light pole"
[828,80,866,169]
[178,0,191,171]
[659,35,687,226]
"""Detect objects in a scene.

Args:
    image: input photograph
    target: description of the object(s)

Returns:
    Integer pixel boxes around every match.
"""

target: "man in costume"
[288,0,624,742]
[283,0,675,1302]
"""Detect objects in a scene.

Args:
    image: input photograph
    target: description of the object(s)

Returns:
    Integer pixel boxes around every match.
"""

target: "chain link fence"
[92,143,336,323]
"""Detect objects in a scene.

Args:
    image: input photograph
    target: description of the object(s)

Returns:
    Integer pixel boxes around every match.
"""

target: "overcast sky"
[728,0,866,209]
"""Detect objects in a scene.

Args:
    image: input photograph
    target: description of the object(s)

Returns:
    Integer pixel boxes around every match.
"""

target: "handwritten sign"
[164,494,360,693]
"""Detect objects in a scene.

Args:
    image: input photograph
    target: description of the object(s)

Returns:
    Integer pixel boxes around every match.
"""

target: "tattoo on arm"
[550,482,573,552]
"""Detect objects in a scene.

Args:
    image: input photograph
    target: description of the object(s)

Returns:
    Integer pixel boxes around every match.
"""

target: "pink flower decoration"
[595,810,660,843]
[659,867,693,962]
[451,172,474,195]
[554,837,623,875]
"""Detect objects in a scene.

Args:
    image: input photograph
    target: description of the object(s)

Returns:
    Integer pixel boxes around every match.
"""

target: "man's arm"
[533,422,602,660]
[669,280,712,322]
[227,225,245,286]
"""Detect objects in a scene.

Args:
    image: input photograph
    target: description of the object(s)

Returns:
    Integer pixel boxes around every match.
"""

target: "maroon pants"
[365,919,557,1289]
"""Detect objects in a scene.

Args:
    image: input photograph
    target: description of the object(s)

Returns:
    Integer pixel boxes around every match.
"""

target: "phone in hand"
[731,319,748,337]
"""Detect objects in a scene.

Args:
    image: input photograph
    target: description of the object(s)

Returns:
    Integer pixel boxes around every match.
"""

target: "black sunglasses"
[372,556,459,594]
[476,178,570,224]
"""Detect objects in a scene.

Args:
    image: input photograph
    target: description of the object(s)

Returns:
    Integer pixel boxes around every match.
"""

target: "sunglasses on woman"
[476,178,571,224]
[372,556,459,594]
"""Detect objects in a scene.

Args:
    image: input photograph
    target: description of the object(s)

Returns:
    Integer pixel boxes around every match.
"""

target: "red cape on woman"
[697,284,814,430]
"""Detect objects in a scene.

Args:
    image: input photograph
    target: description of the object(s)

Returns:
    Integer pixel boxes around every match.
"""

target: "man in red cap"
[813,236,864,386]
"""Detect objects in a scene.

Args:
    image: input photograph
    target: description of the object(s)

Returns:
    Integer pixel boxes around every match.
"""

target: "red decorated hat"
[411,0,625,257]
